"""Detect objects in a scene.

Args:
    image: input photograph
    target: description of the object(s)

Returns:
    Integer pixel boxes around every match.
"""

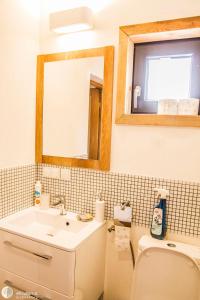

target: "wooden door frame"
[88,85,102,160]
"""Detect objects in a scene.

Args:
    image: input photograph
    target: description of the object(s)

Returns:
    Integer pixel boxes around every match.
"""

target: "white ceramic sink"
[0,207,105,251]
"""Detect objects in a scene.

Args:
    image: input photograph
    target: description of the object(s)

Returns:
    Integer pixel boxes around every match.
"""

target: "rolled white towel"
[178,98,199,115]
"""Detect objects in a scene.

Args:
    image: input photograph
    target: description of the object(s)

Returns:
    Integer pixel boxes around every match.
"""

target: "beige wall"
[0,0,40,168]
[40,0,200,182]
[1,0,200,176]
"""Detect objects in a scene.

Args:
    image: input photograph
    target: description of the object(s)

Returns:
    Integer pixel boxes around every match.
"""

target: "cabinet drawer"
[0,230,75,297]
[0,268,73,300]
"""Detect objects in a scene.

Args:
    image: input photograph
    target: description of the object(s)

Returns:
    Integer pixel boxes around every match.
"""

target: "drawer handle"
[4,241,52,261]
[4,280,51,300]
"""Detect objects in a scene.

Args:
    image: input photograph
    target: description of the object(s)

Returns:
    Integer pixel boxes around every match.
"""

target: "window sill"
[115,113,200,127]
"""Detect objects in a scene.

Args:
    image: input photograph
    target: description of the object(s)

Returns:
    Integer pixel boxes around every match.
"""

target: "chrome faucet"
[52,195,67,215]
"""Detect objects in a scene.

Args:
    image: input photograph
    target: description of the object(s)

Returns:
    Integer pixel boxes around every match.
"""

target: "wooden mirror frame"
[35,46,114,171]
[116,16,200,127]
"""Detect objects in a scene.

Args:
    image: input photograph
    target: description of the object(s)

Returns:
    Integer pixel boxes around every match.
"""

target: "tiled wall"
[37,164,200,238]
[0,165,35,218]
[0,164,199,237]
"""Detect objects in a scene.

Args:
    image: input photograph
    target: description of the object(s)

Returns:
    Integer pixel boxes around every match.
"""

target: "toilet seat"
[132,246,200,300]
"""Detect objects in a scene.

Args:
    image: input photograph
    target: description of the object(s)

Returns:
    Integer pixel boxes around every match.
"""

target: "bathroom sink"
[0,207,105,251]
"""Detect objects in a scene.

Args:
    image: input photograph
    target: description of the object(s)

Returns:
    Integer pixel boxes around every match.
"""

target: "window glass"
[145,55,192,101]
[131,38,200,114]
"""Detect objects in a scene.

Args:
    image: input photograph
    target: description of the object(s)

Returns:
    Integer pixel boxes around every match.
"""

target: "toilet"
[132,235,200,300]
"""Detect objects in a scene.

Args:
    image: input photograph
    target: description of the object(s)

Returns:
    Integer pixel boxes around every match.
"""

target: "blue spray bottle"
[150,188,169,240]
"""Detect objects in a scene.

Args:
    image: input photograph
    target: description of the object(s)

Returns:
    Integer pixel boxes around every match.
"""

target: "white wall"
[40,0,200,182]
[1,0,200,175]
[0,0,40,168]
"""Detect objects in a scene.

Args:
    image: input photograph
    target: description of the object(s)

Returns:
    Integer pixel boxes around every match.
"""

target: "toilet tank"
[132,235,200,300]
[138,235,200,268]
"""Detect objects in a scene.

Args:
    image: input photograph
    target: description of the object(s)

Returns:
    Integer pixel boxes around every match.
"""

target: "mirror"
[43,57,104,160]
[36,47,114,170]
[116,16,200,127]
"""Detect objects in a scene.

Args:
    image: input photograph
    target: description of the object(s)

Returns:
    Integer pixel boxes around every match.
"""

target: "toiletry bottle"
[34,181,42,207]
[150,188,169,240]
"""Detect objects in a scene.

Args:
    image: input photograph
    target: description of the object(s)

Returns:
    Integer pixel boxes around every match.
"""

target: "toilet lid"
[132,247,200,300]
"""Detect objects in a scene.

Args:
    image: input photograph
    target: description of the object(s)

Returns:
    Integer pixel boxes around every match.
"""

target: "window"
[131,38,200,114]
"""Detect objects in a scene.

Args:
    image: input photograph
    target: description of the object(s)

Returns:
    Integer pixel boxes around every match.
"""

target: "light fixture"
[50,7,94,34]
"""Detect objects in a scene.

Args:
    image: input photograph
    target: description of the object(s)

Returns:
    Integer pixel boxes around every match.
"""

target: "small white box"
[42,167,60,179]
[60,169,71,181]
[157,99,178,115]
[178,98,199,115]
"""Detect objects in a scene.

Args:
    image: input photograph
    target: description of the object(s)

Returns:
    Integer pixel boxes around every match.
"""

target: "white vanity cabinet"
[0,268,69,300]
[0,230,75,297]
[0,224,106,300]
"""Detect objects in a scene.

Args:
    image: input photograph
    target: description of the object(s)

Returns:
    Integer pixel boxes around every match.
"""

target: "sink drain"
[167,243,176,248]
[47,233,54,237]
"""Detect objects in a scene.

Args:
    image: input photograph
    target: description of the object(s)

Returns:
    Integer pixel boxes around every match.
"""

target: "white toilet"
[132,235,200,300]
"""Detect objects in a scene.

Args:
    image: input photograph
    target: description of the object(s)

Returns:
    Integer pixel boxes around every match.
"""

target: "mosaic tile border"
[37,164,200,238]
[0,164,36,218]
[0,163,199,237]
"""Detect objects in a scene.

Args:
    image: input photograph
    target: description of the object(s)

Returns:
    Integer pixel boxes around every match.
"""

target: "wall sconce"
[50,7,94,34]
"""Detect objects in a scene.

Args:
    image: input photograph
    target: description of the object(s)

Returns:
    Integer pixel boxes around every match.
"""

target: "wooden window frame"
[36,46,114,171]
[116,16,200,127]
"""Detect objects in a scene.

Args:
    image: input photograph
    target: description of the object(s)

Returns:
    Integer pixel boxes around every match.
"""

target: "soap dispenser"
[150,188,169,240]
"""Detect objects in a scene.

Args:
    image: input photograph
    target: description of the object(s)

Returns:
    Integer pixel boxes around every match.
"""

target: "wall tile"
[0,165,35,218]
[0,163,199,237]
[38,164,200,238]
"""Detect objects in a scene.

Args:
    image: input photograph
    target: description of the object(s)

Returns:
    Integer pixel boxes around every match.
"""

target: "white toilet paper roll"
[114,206,132,222]
[95,200,105,222]
[115,226,130,251]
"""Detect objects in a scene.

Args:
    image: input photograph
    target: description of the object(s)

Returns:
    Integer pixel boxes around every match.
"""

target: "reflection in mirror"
[43,57,104,160]
[130,38,200,115]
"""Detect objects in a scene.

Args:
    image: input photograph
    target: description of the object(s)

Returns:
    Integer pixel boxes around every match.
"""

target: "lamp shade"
[50,7,94,34]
